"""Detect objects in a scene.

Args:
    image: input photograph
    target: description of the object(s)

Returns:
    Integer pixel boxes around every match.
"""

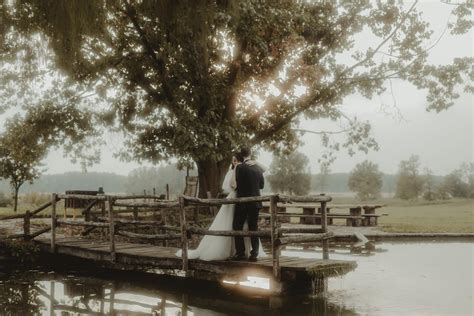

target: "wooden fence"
[1,193,332,281]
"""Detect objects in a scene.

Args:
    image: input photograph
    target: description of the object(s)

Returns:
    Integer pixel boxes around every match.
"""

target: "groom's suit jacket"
[235,160,265,208]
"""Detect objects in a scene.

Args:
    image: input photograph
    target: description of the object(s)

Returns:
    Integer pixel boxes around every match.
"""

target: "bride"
[176,153,266,261]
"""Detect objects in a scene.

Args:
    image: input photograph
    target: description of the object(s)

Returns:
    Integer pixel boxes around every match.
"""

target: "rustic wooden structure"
[261,202,386,227]
[64,188,105,219]
[1,192,356,295]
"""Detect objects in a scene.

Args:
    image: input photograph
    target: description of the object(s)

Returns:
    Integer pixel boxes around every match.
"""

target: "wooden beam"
[108,197,116,262]
[58,194,107,200]
[183,195,272,206]
[51,193,57,253]
[277,232,334,246]
[115,230,181,240]
[179,196,188,272]
[23,210,31,239]
[113,201,179,208]
[321,200,328,232]
[27,226,52,240]
[270,195,280,281]
[187,227,272,238]
[56,219,109,227]
[279,194,332,203]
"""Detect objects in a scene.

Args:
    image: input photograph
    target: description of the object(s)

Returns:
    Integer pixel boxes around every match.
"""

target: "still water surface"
[0,240,472,315]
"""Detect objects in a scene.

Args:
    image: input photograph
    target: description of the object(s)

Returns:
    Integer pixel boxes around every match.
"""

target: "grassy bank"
[2,197,473,234]
[328,196,473,233]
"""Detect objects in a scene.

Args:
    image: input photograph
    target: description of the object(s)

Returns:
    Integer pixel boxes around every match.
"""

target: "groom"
[232,147,265,262]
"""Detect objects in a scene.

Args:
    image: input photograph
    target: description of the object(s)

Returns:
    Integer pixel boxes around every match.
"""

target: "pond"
[0,240,472,315]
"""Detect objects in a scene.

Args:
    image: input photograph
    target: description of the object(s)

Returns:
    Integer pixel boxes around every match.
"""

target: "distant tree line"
[267,151,472,201]
[1,155,471,208]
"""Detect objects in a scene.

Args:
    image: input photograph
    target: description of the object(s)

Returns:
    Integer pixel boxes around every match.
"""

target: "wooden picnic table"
[261,202,386,227]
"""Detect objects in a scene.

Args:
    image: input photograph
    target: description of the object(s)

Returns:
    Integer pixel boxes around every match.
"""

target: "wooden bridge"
[1,193,357,295]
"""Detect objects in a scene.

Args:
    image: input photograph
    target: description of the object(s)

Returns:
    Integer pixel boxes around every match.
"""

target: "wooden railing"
[1,192,332,281]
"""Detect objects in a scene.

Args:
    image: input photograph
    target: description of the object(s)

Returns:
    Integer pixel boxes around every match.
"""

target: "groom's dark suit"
[233,160,265,258]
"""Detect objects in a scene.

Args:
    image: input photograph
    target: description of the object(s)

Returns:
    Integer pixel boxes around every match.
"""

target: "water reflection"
[0,265,357,315]
[288,240,388,257]
[2,240,471,315]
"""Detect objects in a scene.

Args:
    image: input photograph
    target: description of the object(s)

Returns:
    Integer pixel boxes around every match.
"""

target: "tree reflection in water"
[0,270,358,316]
[0,241,362,315]
[0,270,45,315]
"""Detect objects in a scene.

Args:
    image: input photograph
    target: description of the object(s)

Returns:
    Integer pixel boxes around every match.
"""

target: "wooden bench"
[261,203,385,227]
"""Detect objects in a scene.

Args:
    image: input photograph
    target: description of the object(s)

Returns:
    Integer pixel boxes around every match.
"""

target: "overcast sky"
[14,1,474,176]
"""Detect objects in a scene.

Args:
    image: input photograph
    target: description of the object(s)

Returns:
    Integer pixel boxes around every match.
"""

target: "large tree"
[1,1,472,196]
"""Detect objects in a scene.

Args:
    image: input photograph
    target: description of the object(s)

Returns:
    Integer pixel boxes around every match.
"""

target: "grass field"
[1,197,473,233]
[328,196,474,233]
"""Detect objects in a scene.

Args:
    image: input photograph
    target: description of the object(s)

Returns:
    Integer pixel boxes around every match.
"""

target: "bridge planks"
[33,236,356,295]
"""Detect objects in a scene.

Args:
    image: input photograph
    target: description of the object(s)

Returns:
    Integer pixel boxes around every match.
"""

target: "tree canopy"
[268,151,311,195]
[348,160,383,200]
[1,0,472,196]
[395,155,424,200]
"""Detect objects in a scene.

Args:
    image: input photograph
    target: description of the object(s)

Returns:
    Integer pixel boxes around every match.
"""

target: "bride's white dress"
[176,168,266,261]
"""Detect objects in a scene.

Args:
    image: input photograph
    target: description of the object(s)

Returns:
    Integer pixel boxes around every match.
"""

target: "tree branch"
[339,0,419,78]
[123,1,174,103]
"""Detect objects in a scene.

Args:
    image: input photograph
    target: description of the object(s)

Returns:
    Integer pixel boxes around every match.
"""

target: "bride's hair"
[230,151,244,169]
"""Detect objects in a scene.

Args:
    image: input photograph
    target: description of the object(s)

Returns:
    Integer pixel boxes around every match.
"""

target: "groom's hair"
[233,150,244,162]
[240,147,251,158]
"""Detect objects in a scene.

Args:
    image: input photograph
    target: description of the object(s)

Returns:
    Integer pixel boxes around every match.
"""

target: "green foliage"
[0,117,45,211]
[0,190,10,207]
[439,162,474,198]
[1,1,472,195]
[395,155,425,200]
[348,160,383,201]
[422,168,437,201]
[20,192,50,207]
[268,151,311,195]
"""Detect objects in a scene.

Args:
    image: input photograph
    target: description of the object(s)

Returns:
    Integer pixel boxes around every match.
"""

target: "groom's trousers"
[233,202,260,257]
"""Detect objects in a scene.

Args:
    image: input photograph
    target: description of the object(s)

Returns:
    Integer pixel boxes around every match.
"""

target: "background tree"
[268,151,311,195]
[0,119,45,212]
[1,1,472,196]
[422,168,437,201]
[395,155,424,200]
[348,160,383,201]
[439,162,473,198]
[0,104,94,211]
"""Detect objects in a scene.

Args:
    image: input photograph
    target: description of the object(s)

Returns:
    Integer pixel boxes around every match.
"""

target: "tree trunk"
[13,186,20,213]
[196,159,230,198]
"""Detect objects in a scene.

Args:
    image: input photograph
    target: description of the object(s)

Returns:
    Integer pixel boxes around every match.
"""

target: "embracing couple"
[176,147,266,262]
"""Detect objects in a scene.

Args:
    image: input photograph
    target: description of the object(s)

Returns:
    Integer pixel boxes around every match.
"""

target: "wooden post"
[100,201,106,237]
[110,285,115,316]
[51,193,57,253]
[108,197,116,262]
[133,207,138,233]
[322,239,329,260]
[166,184,170,200]
[181,294,188,316]
[321,201,328,233]
[161,208,168,247]
[23,210,31,239]
[49,281,55,316]
[270,195,280,281]
[178,196,188,272]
